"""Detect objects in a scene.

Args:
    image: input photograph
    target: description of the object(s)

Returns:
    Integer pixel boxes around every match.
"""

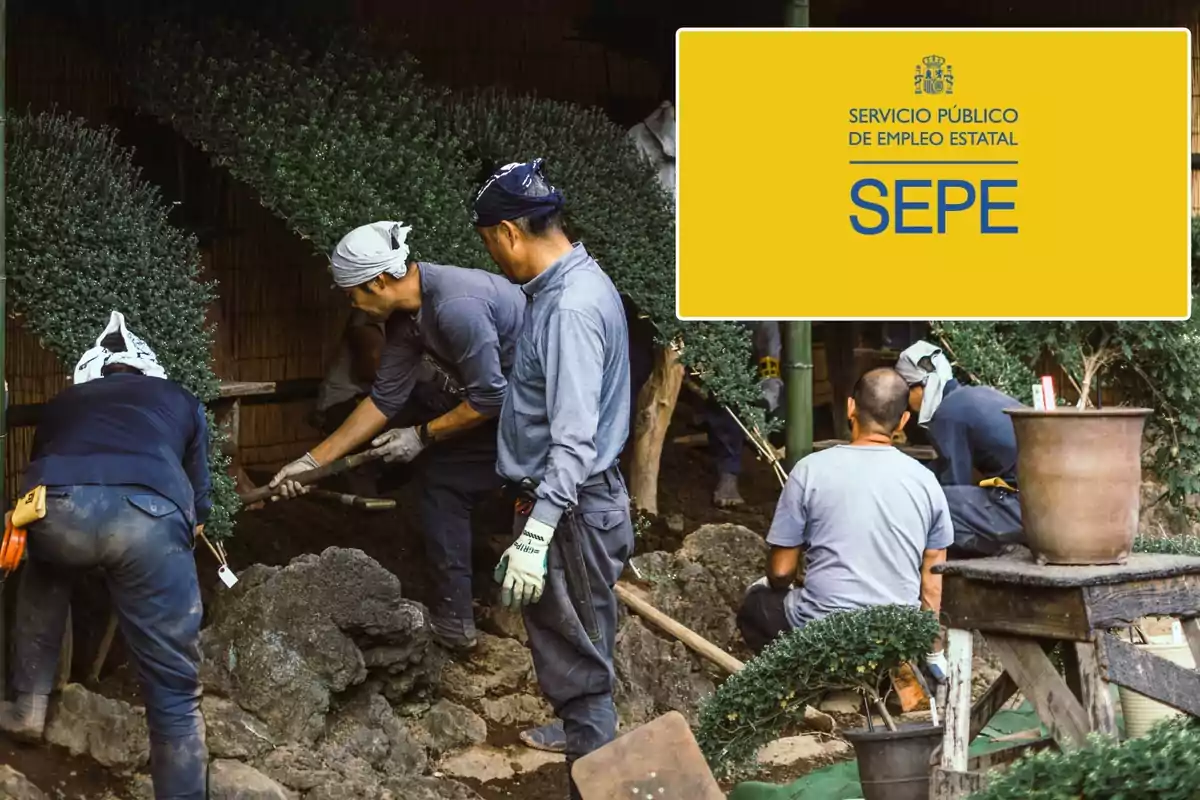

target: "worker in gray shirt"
[473,160,634,799]
[270,220,526,651]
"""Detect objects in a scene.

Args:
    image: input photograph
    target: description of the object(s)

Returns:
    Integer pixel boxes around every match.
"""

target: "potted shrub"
[696,604,940,796]
[932,309,1200,564]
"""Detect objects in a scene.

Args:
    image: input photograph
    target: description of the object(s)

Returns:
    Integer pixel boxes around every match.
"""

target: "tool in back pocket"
[2,485,47,575]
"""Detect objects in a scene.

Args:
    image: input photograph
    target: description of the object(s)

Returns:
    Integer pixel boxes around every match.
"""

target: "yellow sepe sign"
[675,29,1192,320]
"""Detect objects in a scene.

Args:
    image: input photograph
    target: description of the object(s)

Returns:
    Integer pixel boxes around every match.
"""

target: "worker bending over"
[0,312,211,799]
[271,221,526,651]
[895,341,1026,557]
[474,159,634,800]
[738,368,952,679]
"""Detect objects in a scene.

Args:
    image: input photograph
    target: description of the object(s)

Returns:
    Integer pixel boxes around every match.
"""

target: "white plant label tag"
[217,565,239,588]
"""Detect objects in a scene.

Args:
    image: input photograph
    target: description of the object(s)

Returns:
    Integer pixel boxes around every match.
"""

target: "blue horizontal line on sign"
[849,160,1019,165]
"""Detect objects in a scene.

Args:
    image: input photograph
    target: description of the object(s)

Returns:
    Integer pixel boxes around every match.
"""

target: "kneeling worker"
[895,341,1026,557]
[737,368,952,677]
[271,221,526,651]
[474,160,635,799]
[0,312,211,799]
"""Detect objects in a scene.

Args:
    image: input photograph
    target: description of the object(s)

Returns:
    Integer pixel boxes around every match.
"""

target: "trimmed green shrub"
[1134,534,1200,557]
[969,718,1200,800]
[696,604,940,778]
[124,22,767,428]
[8,110,238,538]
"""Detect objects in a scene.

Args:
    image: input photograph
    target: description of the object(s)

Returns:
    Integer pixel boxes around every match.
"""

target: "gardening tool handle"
[238,449,387,505]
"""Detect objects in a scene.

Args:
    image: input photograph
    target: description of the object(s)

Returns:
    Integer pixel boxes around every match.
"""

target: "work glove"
[493,517,555,609]
[759,377,784,414]
[269,453,320,500]
[369,426,427,464]
[924,650,949,684]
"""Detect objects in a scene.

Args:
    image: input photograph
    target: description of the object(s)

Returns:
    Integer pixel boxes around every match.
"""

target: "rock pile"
[10,525,771,798]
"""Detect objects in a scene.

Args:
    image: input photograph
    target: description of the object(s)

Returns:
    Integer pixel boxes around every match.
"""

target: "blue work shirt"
[371,262,526,418]
[497,244,631,529]
[24,373,212,526]
[928,380,1025,487]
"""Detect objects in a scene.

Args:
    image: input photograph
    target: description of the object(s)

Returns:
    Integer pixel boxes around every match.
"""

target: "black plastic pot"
[844,722,943,800]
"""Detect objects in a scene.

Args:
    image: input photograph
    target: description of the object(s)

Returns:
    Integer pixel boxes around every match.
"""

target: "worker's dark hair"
[512,210,564,237]
[852,367,910,432]
[99,331,127,352]
[101,363,143,377]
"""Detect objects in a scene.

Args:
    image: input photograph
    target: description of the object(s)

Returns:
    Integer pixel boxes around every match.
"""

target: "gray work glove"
[760,377,783,414]
[269,452,320,500]
[370,426,427,464]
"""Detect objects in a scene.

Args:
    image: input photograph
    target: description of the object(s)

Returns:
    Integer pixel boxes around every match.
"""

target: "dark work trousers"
[737,584,792,655]
[944,485,1025,558]
[416,417,503,640]
[520,466,635,800]
[706,400,744,476]
[13,484,206,800]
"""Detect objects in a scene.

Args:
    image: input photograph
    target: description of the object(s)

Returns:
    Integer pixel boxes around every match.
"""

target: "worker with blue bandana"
[896,341,1027,557]
[473,159,634,799]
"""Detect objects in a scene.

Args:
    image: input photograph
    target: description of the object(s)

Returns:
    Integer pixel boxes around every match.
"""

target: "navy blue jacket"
[927,380,1025,487]
[24,373,211,526]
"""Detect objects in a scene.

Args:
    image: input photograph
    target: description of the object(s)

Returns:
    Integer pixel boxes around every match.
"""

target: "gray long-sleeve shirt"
[370,262,526,419]
[497,244,631,529]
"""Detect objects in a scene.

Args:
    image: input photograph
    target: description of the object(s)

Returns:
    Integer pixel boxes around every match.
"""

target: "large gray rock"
[385,778,482,800]
[200,548,430,743]
[207,760,289,800]
[628,551,739,651]
[439,634,535,704]
[0,766,47,800]
[44,683,149,770]
[416,700,487,755]
[478,694,554,728]
[320,688,429,778]
[679,524,769,610]
[613,617,715,727]
[202,696,276,760]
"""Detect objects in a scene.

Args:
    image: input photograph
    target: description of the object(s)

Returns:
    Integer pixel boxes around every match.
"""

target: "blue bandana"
[471,159,565,228]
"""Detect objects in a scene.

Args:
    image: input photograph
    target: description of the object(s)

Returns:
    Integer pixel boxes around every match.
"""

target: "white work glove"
[494,518,555,609]
[269,453,320,500]
[924,650,949,684]
[369,426,427,464]
[759,377,783,414]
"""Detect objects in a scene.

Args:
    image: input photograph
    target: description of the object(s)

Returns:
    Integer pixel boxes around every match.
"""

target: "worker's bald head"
[851,367,911,435]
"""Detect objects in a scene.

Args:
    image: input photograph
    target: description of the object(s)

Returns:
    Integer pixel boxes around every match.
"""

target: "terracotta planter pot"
[1006,408,1151,566]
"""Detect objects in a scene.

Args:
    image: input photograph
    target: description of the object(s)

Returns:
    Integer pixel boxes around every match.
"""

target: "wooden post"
[628,345,684,516]
[941,628,973,773]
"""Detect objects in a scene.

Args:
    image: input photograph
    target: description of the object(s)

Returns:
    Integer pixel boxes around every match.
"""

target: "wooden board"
[571,711,724,800]
[1096,632,1200,717]
[935,553,1200,588]
[985,635,1090,749]
[812,438,937,461]
[217,381,277,398]
[940,575,1092,641]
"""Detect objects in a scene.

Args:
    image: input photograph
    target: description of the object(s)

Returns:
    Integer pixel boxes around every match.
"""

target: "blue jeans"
[13,485,206,800]
[521,467,635,800]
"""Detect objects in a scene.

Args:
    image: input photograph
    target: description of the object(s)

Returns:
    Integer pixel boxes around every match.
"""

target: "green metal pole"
[784,0,812,471]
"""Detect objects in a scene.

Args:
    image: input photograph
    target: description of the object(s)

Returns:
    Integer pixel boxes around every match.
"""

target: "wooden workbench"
[932,551,1200,799]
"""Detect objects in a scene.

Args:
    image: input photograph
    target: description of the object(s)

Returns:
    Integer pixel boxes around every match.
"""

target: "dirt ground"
[0,395,789,799]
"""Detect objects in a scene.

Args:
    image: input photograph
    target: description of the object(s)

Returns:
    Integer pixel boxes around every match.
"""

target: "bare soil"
[1,392,789,798]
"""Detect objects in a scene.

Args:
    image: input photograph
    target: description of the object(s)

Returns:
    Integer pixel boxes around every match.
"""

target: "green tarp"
[728,703,1046,800]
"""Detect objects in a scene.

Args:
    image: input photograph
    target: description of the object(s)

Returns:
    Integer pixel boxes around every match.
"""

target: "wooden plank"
[1181,617,1200,670]
[1096,632,1200,717]
[931,767,989,800]
[968,737,1054,771]
[218,381,276,398]
[985,634,1090,749]
[941,628,973,772]
[1074,640,1118,737]
[1084,575,1200,629]
[936,553,1200,588]
[811,438,937,461]
[941,575,1092,641]
[969,671,1019,742]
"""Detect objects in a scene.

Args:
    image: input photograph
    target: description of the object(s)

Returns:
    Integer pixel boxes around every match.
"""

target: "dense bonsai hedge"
[8,110,238,537]
[124,21,767,426]
[696,604,940,778]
